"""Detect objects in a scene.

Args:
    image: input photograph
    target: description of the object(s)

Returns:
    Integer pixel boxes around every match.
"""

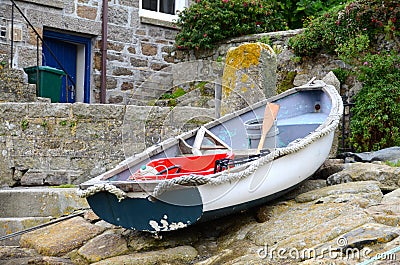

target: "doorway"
[42,30,92,103]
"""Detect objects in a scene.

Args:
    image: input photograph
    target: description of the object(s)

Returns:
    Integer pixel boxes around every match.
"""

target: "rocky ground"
[1,148,400,265]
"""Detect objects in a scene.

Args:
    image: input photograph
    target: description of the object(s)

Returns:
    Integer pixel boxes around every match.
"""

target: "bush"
[289,0,400,57]
[288,0,400,152]
[174,0,287,50]
[264,0,345,29]
[350,52,400,152]
[175,0,347,50]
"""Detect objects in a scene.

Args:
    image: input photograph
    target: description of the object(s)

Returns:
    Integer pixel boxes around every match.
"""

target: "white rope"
[77,183,127,202]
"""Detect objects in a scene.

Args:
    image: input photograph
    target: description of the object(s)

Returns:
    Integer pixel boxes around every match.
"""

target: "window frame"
[139,0,188,24]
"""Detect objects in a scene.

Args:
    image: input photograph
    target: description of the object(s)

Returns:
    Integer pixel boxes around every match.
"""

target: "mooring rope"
[0,210,87,241]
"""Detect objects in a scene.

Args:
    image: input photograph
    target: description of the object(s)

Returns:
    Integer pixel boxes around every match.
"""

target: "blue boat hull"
[87,187,203,232]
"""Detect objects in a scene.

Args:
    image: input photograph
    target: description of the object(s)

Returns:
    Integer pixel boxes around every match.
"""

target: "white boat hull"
[200,131,334,213]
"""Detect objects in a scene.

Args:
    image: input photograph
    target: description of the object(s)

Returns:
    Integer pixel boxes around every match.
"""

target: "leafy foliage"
[175,0,287,50]
[350,52,400,152]
[289,0,400,57]
[175,0,346,50]
[264,0,345,29]
[288,0,400,152]
[332,68,351,85]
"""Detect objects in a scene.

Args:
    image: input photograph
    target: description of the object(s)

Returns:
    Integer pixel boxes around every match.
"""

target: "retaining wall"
[0,101,214,186]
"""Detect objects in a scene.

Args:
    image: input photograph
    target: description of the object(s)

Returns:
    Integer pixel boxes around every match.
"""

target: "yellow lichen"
[241,74,249,83]
[221,42,273,100]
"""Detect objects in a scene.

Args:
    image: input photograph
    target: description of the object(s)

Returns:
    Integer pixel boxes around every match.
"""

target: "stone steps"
[0,187,89,246]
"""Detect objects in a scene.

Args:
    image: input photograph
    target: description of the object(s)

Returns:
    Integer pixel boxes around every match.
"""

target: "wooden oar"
[257,102,280,154]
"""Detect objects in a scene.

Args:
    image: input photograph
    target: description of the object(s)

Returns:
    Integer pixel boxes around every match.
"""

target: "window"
[0,26,6,39]
[140,0,187,24]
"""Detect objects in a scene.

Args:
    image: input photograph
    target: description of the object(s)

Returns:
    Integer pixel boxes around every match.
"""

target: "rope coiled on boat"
[78,183,127,201]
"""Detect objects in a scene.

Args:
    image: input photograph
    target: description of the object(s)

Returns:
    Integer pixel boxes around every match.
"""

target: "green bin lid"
[23,66,65,75]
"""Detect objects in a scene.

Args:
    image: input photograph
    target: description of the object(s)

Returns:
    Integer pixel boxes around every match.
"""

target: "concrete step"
[0,187,89,246]
[0,187,88,217]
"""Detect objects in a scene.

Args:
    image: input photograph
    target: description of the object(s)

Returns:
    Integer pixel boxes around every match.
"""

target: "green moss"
[51,184,77,188]
[277,71,296,94]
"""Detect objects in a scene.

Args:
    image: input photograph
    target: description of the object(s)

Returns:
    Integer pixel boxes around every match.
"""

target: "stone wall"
[0,99,214,187]
[127,28,348,106]
[0,68,36,102]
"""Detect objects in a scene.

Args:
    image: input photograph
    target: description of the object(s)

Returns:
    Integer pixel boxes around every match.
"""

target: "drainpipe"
[100,0,108,103]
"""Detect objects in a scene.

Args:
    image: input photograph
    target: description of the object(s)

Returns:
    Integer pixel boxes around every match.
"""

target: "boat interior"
[105,89,332,183]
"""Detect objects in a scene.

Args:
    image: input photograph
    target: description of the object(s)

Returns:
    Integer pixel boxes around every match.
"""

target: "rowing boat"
[78,79,343,232]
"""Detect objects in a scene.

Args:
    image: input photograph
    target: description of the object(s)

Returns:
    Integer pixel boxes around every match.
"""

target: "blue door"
[42,37,77,103]
[42,30,92,103]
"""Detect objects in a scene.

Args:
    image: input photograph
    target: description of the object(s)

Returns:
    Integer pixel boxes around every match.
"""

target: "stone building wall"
[0,0,180,104]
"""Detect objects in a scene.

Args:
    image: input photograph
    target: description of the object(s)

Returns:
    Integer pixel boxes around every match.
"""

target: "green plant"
[168,99,177,107]
[385,160,400,167]
[289,0,400,58]
[290,56,302,64]
[332,68,351,85]
[335,34,370,63]
[258,35,271,45]
[51,184,76,188]
[21,119,29,131]
[41,120,48,128]
[175,0,287,50]
[59,120,67,126]
[0,60,6,71]
[160,87,186,100]
[350,52,400,152]
[69,120,77,128]
[265,0,345,29]
[272,44,283,55]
